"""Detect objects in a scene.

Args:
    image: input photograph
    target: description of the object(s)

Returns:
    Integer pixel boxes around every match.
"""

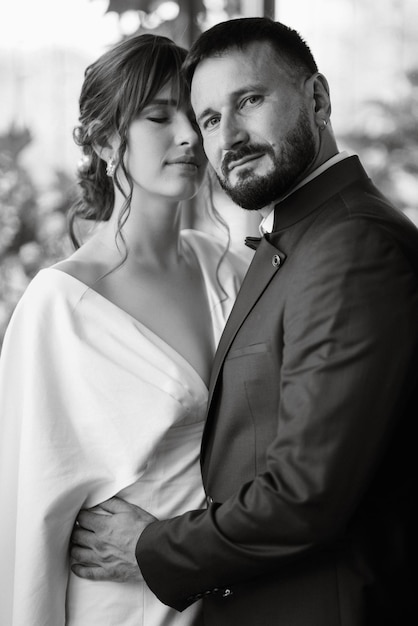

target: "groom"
[71,18,418,625]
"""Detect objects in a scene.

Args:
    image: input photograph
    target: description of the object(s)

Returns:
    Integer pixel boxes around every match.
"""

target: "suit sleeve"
[136,217,418,611]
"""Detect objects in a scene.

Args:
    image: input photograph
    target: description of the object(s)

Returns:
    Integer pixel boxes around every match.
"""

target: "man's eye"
[241,95,262,108]
[203,116,220,130]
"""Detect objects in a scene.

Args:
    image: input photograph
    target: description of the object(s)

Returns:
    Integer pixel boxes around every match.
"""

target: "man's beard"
[216,108,317,211]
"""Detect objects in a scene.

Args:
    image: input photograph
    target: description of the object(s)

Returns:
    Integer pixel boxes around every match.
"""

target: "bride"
[0,34,245,625]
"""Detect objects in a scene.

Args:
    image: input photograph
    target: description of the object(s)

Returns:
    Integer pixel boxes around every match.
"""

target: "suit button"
[272,254,281,267]
[206,495,214,506]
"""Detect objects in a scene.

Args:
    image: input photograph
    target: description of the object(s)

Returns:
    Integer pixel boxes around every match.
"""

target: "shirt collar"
[259,151,351,235]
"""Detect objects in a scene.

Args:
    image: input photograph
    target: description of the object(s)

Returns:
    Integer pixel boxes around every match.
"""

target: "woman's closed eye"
[147,116,170,124]
[142,102,175,124]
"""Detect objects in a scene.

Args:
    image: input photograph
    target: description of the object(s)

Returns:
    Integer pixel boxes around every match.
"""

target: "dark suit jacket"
[137,157,418,625]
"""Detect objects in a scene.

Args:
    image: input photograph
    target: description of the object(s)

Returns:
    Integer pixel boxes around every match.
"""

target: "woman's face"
[124,82,206,202]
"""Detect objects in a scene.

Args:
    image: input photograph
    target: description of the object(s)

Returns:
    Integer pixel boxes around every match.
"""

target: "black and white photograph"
[1,1,417,624]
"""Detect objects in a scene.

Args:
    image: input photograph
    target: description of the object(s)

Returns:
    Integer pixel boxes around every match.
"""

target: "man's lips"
[227,153,264,172]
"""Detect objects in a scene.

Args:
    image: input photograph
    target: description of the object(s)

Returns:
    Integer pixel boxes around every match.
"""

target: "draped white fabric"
[0,230,245,626]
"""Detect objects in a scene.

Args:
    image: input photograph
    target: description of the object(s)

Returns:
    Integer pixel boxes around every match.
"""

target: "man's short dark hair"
[183,17,318,85]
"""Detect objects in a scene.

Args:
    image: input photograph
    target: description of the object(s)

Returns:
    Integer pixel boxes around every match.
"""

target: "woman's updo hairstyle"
[70,34,188,248]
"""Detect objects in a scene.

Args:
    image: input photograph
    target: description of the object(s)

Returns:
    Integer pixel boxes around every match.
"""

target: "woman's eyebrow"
[145,98,178,107]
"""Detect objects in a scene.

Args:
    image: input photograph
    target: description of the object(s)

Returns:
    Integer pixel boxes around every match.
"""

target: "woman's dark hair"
[70,34,189,248]
[183,17,318,87]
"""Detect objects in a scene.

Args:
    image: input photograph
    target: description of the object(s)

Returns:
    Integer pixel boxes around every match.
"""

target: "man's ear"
[305,72,332,127]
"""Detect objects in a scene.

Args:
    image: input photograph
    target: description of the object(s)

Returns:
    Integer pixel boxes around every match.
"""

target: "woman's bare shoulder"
[52,239,115,288]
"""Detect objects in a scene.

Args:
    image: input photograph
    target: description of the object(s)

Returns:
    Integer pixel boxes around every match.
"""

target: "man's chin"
[218,174,273,210]
[221,186,270,211]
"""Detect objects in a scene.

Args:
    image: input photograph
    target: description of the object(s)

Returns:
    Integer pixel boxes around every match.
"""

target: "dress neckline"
[45,266,210,394]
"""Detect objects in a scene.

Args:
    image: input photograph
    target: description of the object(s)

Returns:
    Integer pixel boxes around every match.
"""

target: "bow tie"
[244,236,262,250]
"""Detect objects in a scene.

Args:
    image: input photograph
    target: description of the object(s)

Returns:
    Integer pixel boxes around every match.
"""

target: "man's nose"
[219,115,248,151]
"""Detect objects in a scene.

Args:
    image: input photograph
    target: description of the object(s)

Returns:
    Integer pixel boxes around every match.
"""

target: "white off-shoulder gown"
[0,230,246,626]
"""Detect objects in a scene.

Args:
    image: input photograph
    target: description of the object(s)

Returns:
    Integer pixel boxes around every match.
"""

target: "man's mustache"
[221,144,275,179]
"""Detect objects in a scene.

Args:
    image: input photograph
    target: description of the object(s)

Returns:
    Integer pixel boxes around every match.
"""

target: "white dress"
[0,230,246,626]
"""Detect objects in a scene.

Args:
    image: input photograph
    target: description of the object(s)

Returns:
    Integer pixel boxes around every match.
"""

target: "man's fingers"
[71,545,95,565]
[71,564,105,581]
[71,527,96,548]
[76,498,156,530]
[76,509,106,531]
[97,498,157,522]
[96,497,133,514]
[75,498,131,531]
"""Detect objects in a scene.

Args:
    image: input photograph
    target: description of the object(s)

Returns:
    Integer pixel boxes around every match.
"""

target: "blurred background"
[1,0,418,348]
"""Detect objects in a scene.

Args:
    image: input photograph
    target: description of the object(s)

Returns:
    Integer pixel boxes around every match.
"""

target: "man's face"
[191,41,318,210]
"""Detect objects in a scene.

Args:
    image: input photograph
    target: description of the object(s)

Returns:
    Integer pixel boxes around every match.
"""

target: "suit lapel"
[206,156,370,403]
[207,236,285,408]
[202,156,372,471]
[207,156,369,407]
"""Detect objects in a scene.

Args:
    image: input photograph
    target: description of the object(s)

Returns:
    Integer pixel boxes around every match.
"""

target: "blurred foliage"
[0,126,75,347]
[342,68,418,224]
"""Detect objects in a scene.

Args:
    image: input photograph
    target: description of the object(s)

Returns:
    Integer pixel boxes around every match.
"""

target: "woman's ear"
[93,139,120,178]
[88,121,120,166]
[92,142,115,165]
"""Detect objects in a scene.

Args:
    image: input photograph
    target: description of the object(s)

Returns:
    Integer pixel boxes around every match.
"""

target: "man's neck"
[258,151,351,234]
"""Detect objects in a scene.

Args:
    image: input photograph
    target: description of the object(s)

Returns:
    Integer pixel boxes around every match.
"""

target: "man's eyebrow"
[196,107,217,125]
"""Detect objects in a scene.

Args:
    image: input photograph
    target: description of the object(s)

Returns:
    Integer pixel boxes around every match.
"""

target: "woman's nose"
[176,112,200,146]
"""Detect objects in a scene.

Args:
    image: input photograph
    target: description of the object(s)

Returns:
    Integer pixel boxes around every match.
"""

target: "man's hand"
[70,497,157,582]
